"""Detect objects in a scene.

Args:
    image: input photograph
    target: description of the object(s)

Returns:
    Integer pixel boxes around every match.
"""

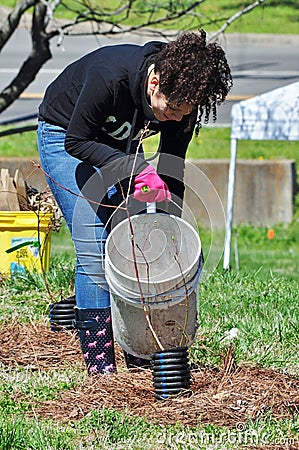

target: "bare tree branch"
[0,1,51,113]
[0,0,36,48]
[57,1,205,37]
[209,0,266,42]
[0,0,265,115]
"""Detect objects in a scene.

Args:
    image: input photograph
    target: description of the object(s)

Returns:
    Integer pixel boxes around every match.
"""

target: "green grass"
[195,270,299,371]
[0,128,38,158]
[1,257,299,447]
[1,127,299,448]
[199,0,299,35]
[0,414,297,449]
[143,127,299,166]
[1,0,298,34]
[0,0,298,443]
[1,126,298,165]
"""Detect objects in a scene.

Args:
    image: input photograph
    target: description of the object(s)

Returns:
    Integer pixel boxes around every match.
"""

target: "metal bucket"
[105,213,202,359]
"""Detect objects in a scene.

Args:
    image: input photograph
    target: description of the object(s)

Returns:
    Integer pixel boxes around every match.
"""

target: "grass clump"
[0,411,77,450]
[193,269,299,374]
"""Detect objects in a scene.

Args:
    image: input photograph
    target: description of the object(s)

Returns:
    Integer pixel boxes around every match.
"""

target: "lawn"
[0,125,299,448]
[1,0,299,445]
[1,222,299,449]
[1,0,298,34]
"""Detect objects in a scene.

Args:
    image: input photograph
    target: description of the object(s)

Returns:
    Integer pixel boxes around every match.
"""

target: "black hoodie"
[38,42,196,203]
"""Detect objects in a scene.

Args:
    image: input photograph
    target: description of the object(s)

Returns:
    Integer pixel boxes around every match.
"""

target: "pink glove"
[133,166,171,203]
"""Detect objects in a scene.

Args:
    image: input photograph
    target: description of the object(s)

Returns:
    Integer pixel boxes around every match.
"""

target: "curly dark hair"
[154,29,233,134]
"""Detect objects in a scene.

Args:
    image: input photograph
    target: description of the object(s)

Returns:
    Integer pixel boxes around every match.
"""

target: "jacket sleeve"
[64,68,147,185]
[157,112,196,215]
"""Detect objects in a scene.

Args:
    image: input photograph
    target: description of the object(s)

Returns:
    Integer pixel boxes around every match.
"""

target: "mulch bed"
[1,321,299,433]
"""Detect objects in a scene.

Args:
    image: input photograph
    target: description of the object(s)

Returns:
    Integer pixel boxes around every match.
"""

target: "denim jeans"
[37,120,110,308]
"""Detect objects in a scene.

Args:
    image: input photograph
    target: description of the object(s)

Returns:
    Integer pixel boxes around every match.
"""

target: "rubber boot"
[74,307,116,375]
[123,350,151,370]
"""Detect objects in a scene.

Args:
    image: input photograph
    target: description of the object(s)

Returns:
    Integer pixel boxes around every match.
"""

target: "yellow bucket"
[0,211,53,276]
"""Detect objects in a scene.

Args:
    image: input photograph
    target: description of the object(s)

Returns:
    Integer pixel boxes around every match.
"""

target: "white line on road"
[233,70,299,77]
[18,93,256,101]
[0,68,298,77]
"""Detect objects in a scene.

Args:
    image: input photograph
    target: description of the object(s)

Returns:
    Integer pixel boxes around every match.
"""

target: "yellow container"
[0,211,53,275]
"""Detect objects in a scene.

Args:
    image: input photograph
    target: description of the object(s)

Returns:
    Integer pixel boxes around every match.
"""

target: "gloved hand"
[133,165,171,203]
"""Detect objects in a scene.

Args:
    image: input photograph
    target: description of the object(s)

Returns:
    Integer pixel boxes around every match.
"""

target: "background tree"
[0,0,265,114]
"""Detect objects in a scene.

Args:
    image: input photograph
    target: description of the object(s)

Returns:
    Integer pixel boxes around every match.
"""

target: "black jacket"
[38,42,196,203]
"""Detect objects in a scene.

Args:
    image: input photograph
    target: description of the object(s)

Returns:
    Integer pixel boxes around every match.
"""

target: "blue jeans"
[37,120,110,309]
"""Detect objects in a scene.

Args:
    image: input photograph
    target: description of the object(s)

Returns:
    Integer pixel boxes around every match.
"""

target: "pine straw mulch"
[1,321,299,434]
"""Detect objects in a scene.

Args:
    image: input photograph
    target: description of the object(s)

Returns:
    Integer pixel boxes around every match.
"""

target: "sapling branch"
[172,237,190,347]
[34,162,124,210]
[123,121,165,351]
[126,214,164,351]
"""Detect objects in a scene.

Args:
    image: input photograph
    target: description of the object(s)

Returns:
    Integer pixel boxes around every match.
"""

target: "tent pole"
[223,138,238,270]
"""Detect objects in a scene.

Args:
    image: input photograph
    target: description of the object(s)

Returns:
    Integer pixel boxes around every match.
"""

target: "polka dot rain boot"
[74,307,116,375]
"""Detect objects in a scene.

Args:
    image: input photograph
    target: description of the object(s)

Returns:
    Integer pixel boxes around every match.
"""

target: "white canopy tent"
[223,81,299,269]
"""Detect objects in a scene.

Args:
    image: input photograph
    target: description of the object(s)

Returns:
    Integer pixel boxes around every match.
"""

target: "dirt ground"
[1,321,299,449]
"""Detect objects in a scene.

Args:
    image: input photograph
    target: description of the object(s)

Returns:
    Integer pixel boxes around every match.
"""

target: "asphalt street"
[0,29,298,126]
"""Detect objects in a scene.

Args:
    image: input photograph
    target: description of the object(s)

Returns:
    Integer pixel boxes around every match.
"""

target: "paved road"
[0,29,298,125]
